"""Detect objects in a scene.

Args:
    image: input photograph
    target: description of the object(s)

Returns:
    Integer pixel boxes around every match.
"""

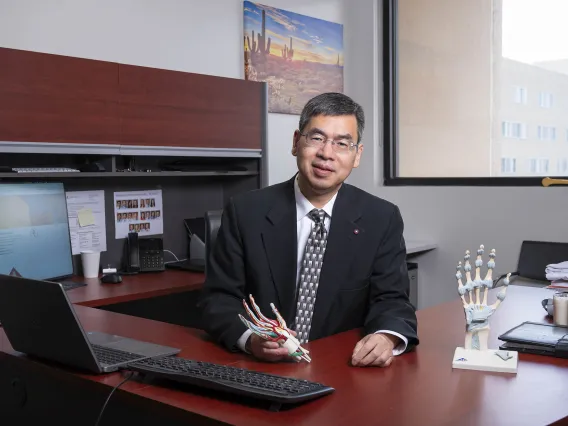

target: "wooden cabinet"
[0,47,120,145]
[0,48,265,152]
[118,64,263,149]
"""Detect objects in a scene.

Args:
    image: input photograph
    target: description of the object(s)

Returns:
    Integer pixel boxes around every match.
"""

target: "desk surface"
[67,270,204,307]
[2,284,567,425]
[406,239,437,255]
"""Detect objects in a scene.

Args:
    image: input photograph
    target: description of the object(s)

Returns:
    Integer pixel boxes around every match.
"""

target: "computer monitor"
[0,182,74,281]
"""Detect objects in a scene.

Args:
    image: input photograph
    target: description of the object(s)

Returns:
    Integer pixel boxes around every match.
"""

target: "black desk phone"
[123,232,165,273]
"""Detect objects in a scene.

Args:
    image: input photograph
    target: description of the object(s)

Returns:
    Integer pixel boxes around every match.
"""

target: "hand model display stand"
[239,295,311,363]
[452,245,518,373]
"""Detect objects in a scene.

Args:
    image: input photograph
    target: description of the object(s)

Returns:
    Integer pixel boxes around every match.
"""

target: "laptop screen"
[518,240,568,281]
[0,182,74,281]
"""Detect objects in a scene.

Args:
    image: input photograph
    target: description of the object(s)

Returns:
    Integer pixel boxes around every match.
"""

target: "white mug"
[553,292,568,327]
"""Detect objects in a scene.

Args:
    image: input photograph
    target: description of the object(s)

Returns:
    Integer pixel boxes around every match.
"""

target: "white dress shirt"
[237,177,408,355]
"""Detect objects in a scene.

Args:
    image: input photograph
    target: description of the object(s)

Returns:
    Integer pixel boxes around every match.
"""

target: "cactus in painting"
[246,31,257,56]
[245,7,271,75]
[289,37,294,59]
[244,35,251,66]
[248,9,271,57]
[282,37,294,60]
[258,9,271,55]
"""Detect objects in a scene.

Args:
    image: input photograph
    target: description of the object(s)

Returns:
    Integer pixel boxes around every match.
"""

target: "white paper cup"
[81,250,100,278]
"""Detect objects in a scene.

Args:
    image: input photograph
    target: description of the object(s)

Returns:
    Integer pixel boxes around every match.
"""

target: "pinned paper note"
[78,208,95,227]
[65,190,107,255]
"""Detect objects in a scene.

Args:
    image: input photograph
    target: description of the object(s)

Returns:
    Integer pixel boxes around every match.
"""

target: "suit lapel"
[261,178,298,324]
[310,184,363,339]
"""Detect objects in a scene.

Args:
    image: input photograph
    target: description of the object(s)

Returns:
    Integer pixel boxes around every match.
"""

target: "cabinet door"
[0,47,120,145]
[118,64,263,150]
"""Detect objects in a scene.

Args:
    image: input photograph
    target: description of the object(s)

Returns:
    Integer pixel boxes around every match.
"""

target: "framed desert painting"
[243,1,344,114]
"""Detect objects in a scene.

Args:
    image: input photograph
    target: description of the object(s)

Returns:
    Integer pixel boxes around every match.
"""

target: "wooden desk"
[1,285,568,425]
[406,239,437,255]
[65,245,431,308]
[67,270,204,307]
[64,269,205,329]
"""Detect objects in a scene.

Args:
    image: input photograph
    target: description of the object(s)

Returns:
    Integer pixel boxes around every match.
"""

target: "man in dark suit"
[199,92,418,367]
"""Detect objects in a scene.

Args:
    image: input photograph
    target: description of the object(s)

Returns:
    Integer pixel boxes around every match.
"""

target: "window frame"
[501,157,516,174]
[538,92,553,108]
[513,86,527,104]
[382,0,562,187]
[502,121,527,139]
[558,158,568,174]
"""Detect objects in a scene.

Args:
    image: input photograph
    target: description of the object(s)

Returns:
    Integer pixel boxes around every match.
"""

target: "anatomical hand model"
[456,245,511,351]
[238,295,311,363]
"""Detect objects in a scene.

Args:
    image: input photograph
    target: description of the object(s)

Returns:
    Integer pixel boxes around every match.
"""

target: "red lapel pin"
[353,229,360,235]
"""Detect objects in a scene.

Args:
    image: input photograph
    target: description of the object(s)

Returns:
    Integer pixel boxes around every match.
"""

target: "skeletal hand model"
[456,245,511,351]
[238,295,311,363]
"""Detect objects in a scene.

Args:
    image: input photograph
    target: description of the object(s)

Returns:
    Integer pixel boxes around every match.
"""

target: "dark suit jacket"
[198,176,419,352]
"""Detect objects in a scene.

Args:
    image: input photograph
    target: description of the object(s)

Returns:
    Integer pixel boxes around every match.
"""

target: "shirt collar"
[294,175,337,221]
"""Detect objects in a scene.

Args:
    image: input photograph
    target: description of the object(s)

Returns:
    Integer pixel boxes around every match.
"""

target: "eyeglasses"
[299,131,358,153]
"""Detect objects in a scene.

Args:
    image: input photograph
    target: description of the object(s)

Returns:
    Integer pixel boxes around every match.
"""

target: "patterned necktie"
[294,208,328,344]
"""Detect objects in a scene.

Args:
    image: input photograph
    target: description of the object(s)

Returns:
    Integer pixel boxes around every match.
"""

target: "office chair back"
[204,210,223,275]
[517,240,568,281]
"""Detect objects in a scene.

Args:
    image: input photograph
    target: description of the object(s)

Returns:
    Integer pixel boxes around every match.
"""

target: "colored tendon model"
[239,295,311,363]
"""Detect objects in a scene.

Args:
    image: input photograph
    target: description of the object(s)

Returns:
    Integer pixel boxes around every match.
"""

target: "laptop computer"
[0,274,181,373]
[517,240,568,281]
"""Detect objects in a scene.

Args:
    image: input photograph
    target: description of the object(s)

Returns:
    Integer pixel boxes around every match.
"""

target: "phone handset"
[123,232,141,274]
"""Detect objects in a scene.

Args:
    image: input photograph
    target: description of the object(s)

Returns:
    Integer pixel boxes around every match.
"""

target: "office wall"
[0,0,343,186]
[344,0,568,309]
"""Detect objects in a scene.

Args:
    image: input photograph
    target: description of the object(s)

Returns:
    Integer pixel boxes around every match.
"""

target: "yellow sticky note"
[78,208,95,227]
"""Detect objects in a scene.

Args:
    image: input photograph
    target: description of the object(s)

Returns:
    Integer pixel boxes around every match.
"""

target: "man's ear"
[353,143,364,168]
[291,130,301,156]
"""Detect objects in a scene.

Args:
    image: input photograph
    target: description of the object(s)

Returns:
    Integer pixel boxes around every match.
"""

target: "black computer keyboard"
[127,356,334,409]
[92,344,146,365]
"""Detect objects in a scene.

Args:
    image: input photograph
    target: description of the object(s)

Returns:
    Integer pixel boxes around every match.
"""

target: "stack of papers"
[545,261,568,281]
[548,281,568,289]
[545,261,568,289]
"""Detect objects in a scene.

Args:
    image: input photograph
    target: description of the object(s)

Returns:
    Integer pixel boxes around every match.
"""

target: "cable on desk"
[163,249,180,261]
[163,249,187,264]
[94,371,134,426]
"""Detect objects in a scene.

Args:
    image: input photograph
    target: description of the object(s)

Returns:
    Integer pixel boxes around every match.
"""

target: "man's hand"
[247,331,298,362]
[351,333,398,367]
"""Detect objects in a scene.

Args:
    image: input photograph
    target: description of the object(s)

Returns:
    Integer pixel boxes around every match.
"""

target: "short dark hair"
[299,92,365,143]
